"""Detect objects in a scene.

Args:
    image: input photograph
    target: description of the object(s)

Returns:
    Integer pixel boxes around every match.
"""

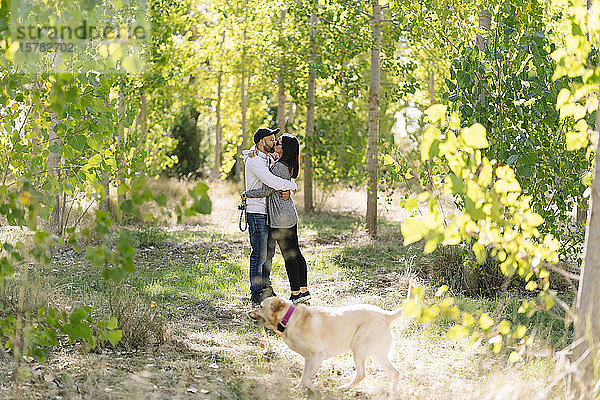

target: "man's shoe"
[250,292,262,307]
[261,286,276,300]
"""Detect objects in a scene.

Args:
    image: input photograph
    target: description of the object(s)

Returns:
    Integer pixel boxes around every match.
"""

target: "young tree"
[212,30,226,180]
[366,0,381,235]
[304,0,318,213]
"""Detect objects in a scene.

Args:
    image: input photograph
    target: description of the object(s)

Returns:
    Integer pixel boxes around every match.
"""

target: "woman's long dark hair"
[278,135,299,179]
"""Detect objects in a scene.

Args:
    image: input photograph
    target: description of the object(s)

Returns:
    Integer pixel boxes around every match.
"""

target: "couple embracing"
[241,127,311,307]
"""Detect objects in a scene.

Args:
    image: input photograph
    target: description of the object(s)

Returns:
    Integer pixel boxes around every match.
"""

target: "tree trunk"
[134,93,147,139]
[277,9,286,134]
[366,0,381,236]
[337,61,350,169]
[304,1,318,213]
[117,87,126,207]
[277,68,286,134]
[427,69,435,191]
[476,8,491,105]
[212,31,226,180]
[46,114,62,234]
[99,95,111,214]
[235,1,249,183]
[572,92,600,394]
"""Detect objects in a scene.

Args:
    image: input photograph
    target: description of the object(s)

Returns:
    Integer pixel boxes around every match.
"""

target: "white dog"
[249,283,417,396]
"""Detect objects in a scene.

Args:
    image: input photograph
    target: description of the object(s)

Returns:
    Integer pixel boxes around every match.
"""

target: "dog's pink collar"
[276,304,296,333]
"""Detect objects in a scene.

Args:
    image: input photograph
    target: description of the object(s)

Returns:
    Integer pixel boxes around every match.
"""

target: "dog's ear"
[272,298,286,314]
[265,298,286,326]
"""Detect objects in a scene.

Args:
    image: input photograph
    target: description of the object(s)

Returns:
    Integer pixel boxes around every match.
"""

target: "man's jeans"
[247,213,272,296]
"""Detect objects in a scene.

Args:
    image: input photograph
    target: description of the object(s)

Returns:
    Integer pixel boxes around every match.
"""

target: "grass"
[0,180,572,399]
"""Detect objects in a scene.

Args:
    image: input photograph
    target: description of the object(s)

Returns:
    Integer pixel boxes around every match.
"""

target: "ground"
[0,181,567,399]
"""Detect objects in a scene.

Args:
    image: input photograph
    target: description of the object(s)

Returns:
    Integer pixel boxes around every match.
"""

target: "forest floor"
[0,181,571,399]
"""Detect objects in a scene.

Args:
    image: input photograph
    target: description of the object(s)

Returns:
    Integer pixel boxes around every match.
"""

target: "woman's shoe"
[289,293,301,303]
[297,291,311,303]
[290,291,311,304]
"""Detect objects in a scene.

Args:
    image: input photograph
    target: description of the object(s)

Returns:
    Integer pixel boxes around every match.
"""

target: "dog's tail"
[384,307,405,321]
[385,281,420,322]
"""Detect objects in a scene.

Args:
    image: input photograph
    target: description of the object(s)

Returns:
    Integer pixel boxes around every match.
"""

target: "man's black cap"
[253,127,280,144]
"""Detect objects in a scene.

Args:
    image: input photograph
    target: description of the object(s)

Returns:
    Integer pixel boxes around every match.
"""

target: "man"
[243,127,297,306]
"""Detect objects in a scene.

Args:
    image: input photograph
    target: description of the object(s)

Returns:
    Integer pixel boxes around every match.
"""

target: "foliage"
[167,105,210,179]
[400,105,561,361]
[442,0,590,263]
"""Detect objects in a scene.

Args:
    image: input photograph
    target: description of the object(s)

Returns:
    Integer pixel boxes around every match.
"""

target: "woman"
[242,134,311,303]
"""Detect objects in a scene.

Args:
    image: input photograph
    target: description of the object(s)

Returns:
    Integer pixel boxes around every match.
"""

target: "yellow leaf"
[462,123,489,149]
[383,154,394,165]
[509,351,521,363]
[424,239,437,254]
[479,313,494,330]
[401,299,420,319]
[18,191,32,206]
[515,325,527,338]
[478,159,493,187]
[525,213,544,227]
[498,319,511,335]
[421,125,440,161]
[473,242,486,264]
[556,88,571,109]
[566,120,589,151]
[11,103,19,111]
[448,324,469,339]
[525,281,538,291]
[401,218,428,245]
[424,104,447,123]
[421,305,440,323]
[462,313,475,327]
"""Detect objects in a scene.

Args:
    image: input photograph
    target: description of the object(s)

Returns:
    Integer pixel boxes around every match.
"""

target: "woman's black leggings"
[267,224,307,291]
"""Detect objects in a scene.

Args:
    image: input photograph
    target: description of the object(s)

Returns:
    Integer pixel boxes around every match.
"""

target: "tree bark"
[572,92,600,394]
[235,1,249,183]
[134,93,147,140]
[476,8,491,105]
[117,87,126,207]
[277,9,286,134]
[304,1,318,213]
[46,114,62,234]
[212,30,226,180]
[366,0,381,236]
[99,95,111,214]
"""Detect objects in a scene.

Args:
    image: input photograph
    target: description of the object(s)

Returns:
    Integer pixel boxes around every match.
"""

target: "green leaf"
[154,193,167,207]
[117,183,130,196]
[106,329,122,346]
[106,316,118,330]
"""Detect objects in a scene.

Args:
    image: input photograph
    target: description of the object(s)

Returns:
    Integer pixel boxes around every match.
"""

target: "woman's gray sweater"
[244,162,298,228]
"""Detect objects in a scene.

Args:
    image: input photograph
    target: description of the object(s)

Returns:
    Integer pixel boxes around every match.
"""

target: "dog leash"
[238,198,247,232]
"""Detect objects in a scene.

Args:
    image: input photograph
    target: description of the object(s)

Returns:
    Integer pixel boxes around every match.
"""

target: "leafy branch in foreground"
[0,178,212,363]
[400,104,560,363]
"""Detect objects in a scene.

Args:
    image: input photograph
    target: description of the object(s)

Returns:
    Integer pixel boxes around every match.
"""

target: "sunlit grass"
[11,181,568,399]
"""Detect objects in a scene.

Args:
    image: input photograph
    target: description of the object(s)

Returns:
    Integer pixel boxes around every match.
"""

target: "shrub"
[105,283,165,349]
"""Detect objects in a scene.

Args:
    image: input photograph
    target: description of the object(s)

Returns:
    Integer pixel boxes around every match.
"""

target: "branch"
[2,104,34,185]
